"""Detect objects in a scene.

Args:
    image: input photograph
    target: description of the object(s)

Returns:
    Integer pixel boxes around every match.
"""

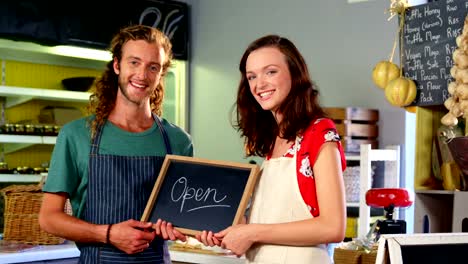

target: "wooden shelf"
[0,85,91,108]
[415,190,455,195]
[414,190,468,233]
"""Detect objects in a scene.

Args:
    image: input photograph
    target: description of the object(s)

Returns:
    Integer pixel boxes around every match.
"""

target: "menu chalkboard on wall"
[402,0,468,106]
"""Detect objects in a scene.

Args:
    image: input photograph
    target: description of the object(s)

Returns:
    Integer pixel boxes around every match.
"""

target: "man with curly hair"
[39,25,192,263]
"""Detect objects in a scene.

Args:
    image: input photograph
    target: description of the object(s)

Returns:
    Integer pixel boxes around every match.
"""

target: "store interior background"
[0,0,435,235]
[185,0,429,233]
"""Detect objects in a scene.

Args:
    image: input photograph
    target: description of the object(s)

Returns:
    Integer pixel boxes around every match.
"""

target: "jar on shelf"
[25,124,35,135]
[13,166,34,175]
[0,162,9,174]
[14,124,25,135]
[53,125,61,135]
[34,124,45,135]
[43,125,55,136]
[33,167,45,174]
[3,124,15,134]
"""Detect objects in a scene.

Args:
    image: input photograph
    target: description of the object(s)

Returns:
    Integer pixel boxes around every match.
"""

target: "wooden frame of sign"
[141,154,260,236]
[375,233,468,264]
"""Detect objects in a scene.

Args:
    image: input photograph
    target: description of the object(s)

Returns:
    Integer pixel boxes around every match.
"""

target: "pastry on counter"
[169,237,229,255]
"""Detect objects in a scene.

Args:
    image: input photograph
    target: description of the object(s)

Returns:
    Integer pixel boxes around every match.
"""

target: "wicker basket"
[333,248,377,264]
[334,248,362,264]
[362,250,378,264]
[1,184,71,245]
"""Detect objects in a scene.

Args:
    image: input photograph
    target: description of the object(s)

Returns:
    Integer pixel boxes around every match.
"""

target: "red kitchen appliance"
[366,188,414,235]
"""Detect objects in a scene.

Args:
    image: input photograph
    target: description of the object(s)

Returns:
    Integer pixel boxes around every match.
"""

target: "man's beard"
[118,79,147,106]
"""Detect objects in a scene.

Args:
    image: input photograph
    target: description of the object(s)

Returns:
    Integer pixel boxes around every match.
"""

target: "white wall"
[188,0,409,164]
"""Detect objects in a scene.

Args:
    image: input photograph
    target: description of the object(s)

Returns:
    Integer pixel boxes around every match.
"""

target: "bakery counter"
[0,241,244,264]
[0,241,79,263]
[170,250,244,264]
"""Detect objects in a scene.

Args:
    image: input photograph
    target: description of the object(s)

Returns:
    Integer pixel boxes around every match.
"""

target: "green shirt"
[43,115,193,218]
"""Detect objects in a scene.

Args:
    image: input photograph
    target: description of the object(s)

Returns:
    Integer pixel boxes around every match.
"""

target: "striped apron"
[78,115,172,264]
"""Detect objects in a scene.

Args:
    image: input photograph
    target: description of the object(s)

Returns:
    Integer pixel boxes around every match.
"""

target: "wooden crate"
[335,123,378,138]
[324,107,379,122]
[324,107,379,153]
[341,137,379,153]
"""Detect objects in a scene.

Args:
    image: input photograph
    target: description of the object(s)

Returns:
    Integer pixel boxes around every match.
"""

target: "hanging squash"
[405,106,417,113]
[372,61,400,89]
[384,77,417,107]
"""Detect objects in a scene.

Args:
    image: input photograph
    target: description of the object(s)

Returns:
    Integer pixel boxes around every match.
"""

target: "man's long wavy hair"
[87,25,173,139]
[234,35,326,157]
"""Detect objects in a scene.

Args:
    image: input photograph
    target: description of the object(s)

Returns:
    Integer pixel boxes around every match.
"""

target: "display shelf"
[0,85,91,108]
[358,144,401,238]
[414,190,468,233]
[345,146,401,238]
[43,136,58,144]
[345,154,360,161]
[0,134,57,144]
[0,174,42,182]
[0,38,108,70]
[415,189,455,195]
[345,154,361,209]
[0,135,57,153]
[0,85,79,153]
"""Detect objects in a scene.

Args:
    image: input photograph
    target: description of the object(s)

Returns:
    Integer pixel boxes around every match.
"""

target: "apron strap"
[90,115,172,155]
[90,122,104,155]
[153,114,173,155]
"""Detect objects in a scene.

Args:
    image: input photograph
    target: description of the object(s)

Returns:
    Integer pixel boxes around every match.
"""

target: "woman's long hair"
[87,24,173,138]
[234,35,326,157]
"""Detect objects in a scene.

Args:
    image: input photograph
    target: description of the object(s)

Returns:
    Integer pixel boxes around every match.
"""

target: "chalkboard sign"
[376,233,468,264]
[141,155,260,236]
[402,0,468,106]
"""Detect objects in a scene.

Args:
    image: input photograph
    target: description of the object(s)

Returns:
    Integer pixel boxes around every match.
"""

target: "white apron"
[246,138,331,264]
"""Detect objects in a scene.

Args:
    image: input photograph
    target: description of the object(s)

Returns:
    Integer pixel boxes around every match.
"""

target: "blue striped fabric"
[79,116,172,264]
